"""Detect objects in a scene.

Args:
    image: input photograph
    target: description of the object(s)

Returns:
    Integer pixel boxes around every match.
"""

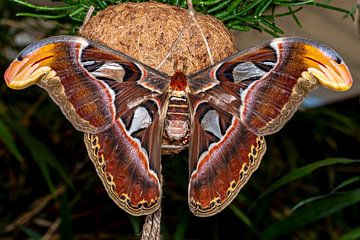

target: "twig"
[42,217,61,240]
[187,0,214,64]
[155,14,193,71]
[79,5,95,35]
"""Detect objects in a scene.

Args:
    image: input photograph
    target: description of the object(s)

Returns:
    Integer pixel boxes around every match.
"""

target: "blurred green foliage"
[12,0,356,36]
[0,1,360,239]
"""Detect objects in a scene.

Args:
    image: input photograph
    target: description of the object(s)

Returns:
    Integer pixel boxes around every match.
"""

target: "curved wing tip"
[273,37,353,92]
[308,59,353,92]
[4,58,34,89]
[4,56,54,90]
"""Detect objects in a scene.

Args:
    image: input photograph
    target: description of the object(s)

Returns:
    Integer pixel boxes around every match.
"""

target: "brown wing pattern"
[188,37,353,136]
[4,36,170,133]
[4,36,169,216]
[187,37,352,216]
[188,100,266,217]
[84,98,165,215]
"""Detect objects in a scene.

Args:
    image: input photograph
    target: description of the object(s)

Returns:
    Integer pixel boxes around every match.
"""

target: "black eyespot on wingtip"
[17,54,24,61]
[334,56,342,65]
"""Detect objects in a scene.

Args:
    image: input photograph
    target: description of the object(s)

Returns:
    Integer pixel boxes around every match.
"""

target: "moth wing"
[4,35,170,134]
[187,99,266,217]
[186,37,352,216]
[188,37,352,136]
[84,97,165,215]
[4,35,169,215]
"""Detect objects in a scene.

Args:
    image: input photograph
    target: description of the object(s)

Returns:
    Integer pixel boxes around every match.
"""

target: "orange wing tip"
[4,58,52,90]
[308,60,353,92]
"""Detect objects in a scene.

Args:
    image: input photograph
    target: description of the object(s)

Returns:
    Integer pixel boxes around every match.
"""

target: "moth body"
[164,71,191,144]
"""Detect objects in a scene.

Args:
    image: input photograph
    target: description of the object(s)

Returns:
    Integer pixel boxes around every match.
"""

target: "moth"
[4,35,352,217]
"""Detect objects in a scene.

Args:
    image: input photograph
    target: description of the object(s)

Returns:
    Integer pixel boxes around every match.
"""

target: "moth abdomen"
[165,95,190,142]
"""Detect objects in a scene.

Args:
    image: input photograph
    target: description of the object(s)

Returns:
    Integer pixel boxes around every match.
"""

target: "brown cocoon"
[80,2,236,75]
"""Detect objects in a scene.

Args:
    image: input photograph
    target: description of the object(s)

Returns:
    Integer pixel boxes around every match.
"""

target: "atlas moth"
[4,33,352,217]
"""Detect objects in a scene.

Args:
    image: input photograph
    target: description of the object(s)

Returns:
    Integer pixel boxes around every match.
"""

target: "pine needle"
[11,0,355,37]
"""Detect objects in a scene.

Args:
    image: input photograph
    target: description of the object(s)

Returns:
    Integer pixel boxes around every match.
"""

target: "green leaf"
[229,204,258,234]
[292,176,360,211]
[291,194,327,212]
[332,176,360,193]
[16,12,68,19]
[21,227,42,240]
[193,0,223,6]
[254,158,359,204]
[10,0,354,36]
[0,117,24,162]
[12,123,56,192]
[339,227,360,240]
[310,2,352,14]
[288,6,302,28]
[262,188,360,240]
[207,0,230,13]
[60,193,73,240]
[128,216,141,236]
[174,211,188,240]
[12,0,76,11]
